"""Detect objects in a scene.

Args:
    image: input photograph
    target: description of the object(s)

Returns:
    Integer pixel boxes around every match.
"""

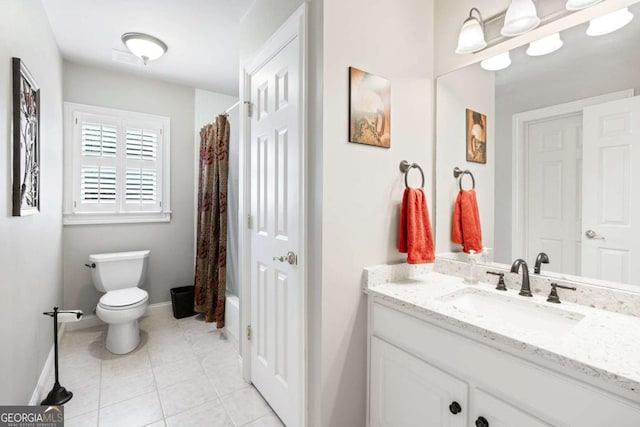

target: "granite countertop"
[363,263,640,399]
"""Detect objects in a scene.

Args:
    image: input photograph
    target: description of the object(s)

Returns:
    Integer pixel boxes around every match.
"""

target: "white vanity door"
[471,389,550,427]
[369,336,468,427]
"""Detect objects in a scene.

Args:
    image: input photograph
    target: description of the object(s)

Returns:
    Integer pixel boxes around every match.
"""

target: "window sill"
[63,211,172,225]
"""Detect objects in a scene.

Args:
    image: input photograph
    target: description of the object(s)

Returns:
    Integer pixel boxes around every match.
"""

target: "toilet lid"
[99,288,148,308]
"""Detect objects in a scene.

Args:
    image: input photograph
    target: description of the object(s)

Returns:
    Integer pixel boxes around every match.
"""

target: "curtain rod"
[222,101,240,115]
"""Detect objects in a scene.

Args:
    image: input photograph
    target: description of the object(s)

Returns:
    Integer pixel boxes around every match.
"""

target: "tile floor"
[55,308,283,427]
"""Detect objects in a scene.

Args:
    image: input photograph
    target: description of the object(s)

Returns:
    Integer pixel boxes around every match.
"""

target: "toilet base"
[105,320,140,354]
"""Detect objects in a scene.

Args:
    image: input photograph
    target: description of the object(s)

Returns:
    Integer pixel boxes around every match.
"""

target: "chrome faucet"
[510,259,532,297]
[534,252,549,274]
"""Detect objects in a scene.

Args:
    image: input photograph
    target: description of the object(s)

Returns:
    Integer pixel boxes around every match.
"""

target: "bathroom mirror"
[435,2,640,291]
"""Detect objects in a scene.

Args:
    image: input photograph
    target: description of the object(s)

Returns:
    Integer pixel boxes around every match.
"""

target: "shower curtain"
[194,115,230,327]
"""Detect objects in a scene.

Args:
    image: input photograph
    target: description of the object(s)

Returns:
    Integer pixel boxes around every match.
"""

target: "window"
[64,103,171,224]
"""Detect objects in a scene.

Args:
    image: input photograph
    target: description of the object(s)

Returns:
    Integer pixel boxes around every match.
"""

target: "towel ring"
[453,167,475,191]
[400,160,425,189]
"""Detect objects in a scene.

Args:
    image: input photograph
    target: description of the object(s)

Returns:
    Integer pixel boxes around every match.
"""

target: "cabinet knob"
[448,401,462,415]
[475,416,489,427]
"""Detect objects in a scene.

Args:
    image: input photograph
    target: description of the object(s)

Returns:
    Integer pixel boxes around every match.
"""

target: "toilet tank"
[89,250,150,292]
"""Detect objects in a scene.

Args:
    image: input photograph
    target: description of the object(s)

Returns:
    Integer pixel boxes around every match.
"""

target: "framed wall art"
[12,57,40,216]
[466,108,486,164]
[349,67,391,148]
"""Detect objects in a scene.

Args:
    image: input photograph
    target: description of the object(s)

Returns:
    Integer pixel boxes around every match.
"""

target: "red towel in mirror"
[452,189,483,254]
[399,188,435,264]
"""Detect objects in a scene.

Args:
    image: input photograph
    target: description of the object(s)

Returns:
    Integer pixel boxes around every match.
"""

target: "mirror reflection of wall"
[437,2,640,289]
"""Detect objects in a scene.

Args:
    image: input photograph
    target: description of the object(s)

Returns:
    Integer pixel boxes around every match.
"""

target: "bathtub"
[225,294,240,348]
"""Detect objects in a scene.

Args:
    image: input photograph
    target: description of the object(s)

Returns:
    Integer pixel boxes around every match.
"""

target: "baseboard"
[29,324,66,405]
[223,326,240,351]
[146,301,172,316]
[64,314,103,331]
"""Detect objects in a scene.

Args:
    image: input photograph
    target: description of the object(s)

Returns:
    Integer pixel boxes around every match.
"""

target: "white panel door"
[527,114,583,274]
[369,337,468,427]
[471,389,550,427]
[249,28,301,426]
[582,96,640,285]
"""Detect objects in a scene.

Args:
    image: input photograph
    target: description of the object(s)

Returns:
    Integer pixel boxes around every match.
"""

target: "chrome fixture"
[510,259,532,297]
[546,282,577,303]
[487,271,507,291]
[456,8,487,54]
[587,7,634,36]
[273,251,297,265]
[585,229,605,240]
[501,0,541,37]
[121,32,168,65]
[400,160,425,189]
[534,252,549,274]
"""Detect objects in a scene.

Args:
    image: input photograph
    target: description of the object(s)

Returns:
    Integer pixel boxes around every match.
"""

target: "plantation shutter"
[123,120,162,211]
[75,114,120,212]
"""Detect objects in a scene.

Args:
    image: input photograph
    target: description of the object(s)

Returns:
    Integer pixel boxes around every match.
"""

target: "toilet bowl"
[89,250,150,354]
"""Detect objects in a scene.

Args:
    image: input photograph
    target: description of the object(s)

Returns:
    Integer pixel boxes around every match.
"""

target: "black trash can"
[170,286,196,319]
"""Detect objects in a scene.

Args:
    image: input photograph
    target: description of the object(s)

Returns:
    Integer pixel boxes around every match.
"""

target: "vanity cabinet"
[367,299,640,427]
[370,336,467,426]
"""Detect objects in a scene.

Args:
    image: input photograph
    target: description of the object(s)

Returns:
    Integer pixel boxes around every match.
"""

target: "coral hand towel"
[398,188,435,264]
[451,189,483,253]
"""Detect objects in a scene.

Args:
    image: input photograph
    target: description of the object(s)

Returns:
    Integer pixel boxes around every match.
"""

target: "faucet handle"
[486,271,507,291]
[546,282,577,303]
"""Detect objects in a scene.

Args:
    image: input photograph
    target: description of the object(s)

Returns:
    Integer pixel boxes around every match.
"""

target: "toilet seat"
[99,288,148,311]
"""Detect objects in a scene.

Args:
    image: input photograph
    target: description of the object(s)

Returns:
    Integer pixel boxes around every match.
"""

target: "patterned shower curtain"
[194,115,230,327]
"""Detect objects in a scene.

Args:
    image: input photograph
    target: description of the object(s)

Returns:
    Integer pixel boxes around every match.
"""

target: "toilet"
[88,250,150,354]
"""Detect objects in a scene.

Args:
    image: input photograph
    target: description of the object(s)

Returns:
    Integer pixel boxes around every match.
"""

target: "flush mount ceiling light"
[501,0,541,37]
[526,33,563,56]
[480,51,512,71]
[121,32,167,65]
[565,0,602,11]
[586,7,634,36]
[456,8,487,54]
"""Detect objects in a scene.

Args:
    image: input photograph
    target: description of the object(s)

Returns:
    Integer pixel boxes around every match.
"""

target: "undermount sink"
[437,287,585,336]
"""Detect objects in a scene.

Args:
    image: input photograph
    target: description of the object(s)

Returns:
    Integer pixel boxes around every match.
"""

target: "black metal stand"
[41,307,73,406]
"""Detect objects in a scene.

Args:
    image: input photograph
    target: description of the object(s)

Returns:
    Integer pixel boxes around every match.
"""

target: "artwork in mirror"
[466,109,486,164]
[12,57,40,216]
[348,67,391,148]
[435,2,640,290]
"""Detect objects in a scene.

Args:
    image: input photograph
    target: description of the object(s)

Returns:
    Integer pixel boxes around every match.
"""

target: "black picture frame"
[12,57,40,216]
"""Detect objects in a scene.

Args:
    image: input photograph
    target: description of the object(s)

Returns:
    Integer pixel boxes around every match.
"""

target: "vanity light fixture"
[565,0,603,11]
[456,8,487,54]
[526,33,563,56]
[480,51,512,71]
[586,7,634,36]
[121,32,168,65]
[501,0,541,37]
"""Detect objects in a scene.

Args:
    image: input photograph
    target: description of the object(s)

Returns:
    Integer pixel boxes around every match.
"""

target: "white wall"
[0,0,64,404]
[321,0,434,425]
[435,65,495,254]
[62,62,196,315]
[239,0,307,63]
[194,89,239,294]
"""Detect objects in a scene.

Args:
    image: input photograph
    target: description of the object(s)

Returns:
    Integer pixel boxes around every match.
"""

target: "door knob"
[475,416,490,427]
[448,401,462,414]
[585,230,605,240]
[273,251,297,265]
